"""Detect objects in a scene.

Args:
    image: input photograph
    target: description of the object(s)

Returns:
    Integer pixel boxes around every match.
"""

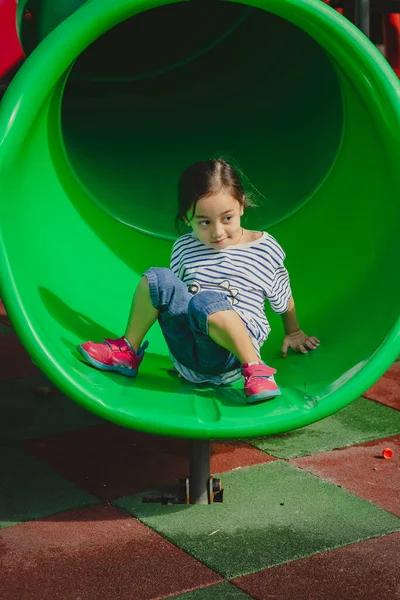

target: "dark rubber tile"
[233,532,400,600]
[0,504,221,600]
[0,299,11,328]
[0,322,11,334]
[115,461,400,579]
[291,434,400,516]
[0,446,100,528]
[0,333,40,381]
[250,397,400,458]
[0,375,103,443]
[26,424,272,501]
[363,363,400,410]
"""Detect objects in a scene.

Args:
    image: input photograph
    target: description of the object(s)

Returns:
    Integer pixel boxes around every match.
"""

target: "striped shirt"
[169,231,292,385]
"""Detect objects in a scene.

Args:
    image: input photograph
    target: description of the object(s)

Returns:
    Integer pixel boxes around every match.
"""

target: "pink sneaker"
[242,362,281,403]
[78,337,148,377]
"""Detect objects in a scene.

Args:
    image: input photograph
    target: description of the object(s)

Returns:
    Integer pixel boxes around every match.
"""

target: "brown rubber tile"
[291,434,400,516]
[0,333,41,381]
[363,363,400,410]
[25,424,272,500]
[233,532,400,600]
[0,503,222,600]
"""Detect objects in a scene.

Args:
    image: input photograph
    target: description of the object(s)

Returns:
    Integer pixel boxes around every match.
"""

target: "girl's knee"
[188,292,233,333]
[145,267,173,283]
[189,291,233,313]
[144,267,189,312]
[144,267,180,294]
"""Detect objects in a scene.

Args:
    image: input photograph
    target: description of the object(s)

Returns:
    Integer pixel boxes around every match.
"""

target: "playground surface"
[0,300,399,599]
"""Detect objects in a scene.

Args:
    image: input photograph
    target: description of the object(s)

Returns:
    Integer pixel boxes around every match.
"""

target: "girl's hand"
[282,330,320,358]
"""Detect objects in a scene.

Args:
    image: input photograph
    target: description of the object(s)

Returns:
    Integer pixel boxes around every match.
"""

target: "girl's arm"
[281,297,320,357]
[281,297,299,334]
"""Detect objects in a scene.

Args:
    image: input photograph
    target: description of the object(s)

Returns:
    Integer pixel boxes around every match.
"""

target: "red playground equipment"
[0,0,23,79]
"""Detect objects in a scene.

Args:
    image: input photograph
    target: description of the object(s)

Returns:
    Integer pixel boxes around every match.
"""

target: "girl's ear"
[240,202,244,217]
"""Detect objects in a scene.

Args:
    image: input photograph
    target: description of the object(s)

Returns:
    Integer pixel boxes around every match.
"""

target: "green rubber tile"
[114,461,400,579]
[249,397,400,459]
[172,582,252,599]
[0,375,103,443]
[0,446,101,528]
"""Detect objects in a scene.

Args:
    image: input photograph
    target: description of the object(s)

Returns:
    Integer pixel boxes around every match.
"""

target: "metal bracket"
[142,477,224,505]
[142,440,224,505]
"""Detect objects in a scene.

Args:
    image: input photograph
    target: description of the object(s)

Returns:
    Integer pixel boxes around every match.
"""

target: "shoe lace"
[104,338,126,352]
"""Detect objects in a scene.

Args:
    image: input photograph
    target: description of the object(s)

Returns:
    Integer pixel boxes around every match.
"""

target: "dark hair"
[175,158,256,231]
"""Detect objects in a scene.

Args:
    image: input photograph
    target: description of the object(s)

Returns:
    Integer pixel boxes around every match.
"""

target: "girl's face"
[186,188,244,249]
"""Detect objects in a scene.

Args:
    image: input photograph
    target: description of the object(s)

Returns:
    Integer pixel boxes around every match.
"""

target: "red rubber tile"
[233,532,400,600]
[0,504,221,600]
[0,333,41,381]
[234,532,400,600]
[25,424,272,501]
[291,435,400,516]
[363,363,400,410]
[210,440,274,474]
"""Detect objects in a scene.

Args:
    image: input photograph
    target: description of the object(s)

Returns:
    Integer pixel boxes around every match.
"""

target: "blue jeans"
[144,267,241,376]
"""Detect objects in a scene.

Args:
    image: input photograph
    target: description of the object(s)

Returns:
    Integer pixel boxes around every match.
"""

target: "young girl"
[79,159,319,403]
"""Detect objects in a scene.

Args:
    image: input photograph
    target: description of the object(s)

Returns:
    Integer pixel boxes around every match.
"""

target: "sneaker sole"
[245,388,281,404]
[77,346,138,377]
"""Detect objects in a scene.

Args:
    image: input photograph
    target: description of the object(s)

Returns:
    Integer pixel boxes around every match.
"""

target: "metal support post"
[189,439,211,504]
[355,0,371,36]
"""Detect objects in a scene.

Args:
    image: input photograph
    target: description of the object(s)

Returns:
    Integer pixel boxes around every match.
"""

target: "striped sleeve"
[264,237,292,314]
[170,240,180,276]
[170,233,192,277]
[267,265,292,313]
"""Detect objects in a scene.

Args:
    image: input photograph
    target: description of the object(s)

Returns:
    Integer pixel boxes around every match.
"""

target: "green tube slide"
[0,0,399,440]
